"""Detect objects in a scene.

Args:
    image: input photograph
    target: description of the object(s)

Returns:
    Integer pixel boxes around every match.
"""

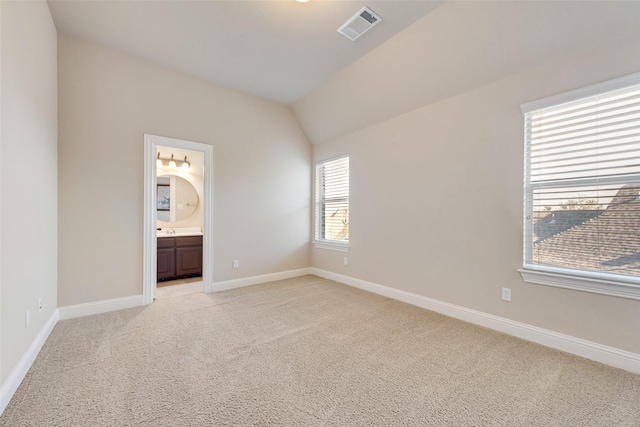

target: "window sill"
[518,267,640,301]
[314,241,350,252]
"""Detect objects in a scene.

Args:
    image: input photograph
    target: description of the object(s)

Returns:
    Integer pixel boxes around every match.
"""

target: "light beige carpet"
[2,275,639,426]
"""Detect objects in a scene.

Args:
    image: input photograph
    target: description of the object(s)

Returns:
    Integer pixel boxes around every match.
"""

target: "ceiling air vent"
[337,7,382,41]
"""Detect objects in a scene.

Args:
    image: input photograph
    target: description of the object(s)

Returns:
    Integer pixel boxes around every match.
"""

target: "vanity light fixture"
[181,156,190,169]
[156,153,191,169]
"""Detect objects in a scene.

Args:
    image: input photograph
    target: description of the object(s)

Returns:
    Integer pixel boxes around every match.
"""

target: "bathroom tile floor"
[156,276,202,288]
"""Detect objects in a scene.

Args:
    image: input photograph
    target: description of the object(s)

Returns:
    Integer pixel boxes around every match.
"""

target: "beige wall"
[312,38,640,355]
[1,1,58,383]
[58,35,311,306]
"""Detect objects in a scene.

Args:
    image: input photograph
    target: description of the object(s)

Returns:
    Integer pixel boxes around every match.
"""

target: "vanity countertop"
[157,227,202,238]
[157,232,203,238]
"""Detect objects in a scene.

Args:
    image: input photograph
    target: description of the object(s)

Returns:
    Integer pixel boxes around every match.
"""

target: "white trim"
[521,74,640,300]
[315,153,350,166]
[0,309,59,415]
[314,155,350,246]
[519,267,640,301]
[313,241,350,252]
[58,295,144,320]
[309,268,640,375]
[521,71,640,113]
[143,134,214,301]
[211,268,312,292]
[143,136,157,304]
[201,145,214,294]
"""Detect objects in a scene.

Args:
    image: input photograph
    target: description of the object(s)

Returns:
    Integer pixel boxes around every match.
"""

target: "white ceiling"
[47,0,443,105]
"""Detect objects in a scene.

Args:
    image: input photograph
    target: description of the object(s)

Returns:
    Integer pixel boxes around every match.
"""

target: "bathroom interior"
[156,146,204,288]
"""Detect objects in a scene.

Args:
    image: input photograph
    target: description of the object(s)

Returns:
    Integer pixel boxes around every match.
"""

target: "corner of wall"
[0,310,59,416]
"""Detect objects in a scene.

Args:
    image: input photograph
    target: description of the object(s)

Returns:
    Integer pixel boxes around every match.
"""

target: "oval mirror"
[157,175,199,222]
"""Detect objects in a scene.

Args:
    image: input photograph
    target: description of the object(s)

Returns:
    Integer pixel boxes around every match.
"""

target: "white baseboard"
[0,309,59,415]
[58,295,144,320]
[210,268,313,292]
[310,268,640,375]
[59,268,316,319]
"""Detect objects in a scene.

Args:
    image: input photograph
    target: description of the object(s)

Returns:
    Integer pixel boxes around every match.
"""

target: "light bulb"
[182,156,190,169]
[157,153,163,167]
[169,154,176,168]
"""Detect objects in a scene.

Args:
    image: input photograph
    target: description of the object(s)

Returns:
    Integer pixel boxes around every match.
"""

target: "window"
[520,73,640,300]
[315,155,349,251]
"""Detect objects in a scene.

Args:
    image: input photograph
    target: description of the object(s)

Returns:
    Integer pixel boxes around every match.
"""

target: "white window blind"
[315,156,349,247]
[522,74,640,291]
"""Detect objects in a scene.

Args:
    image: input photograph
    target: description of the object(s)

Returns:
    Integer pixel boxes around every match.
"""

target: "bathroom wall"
[58,35,311,306]
[0,0,58,386]
[156,148,204,229]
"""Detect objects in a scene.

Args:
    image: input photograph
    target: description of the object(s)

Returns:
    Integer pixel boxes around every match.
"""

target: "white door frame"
[143,134,214,304]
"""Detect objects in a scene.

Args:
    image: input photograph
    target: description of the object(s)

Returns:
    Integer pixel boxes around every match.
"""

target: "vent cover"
[337,7,382,41]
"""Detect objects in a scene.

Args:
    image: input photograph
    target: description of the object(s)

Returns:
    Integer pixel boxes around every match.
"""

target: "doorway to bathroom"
[143,134,214,304]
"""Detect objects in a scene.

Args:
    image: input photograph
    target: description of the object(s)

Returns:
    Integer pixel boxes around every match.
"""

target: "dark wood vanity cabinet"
[157,235,202,282]
[158,244,176,282]
[175,236,203,277]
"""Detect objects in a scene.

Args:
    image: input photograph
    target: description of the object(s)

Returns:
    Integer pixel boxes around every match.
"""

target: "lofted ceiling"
[47,1,640,145]
[47,0,443,105]
[292,0,640,144]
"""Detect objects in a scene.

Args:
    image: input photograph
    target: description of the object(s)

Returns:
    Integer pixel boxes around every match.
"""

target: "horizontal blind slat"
[530,86,640,122]
[530,95,640,128]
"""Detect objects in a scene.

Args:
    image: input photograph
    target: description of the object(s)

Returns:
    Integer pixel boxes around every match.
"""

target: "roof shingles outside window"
[533,185,640,276]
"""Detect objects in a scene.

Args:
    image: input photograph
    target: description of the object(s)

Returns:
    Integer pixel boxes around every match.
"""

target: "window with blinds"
[522,74,640,289]
[315,156,349,248]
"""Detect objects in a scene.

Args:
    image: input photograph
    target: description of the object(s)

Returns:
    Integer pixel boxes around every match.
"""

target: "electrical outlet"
[38,298,43,313]
[233,260,239,269]
[26,309,30,327]
[501,288,512,302]
[344,257,348,266]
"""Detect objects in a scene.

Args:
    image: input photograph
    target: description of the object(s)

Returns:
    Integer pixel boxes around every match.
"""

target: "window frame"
[314,155,350,252]
[520,72,640,301]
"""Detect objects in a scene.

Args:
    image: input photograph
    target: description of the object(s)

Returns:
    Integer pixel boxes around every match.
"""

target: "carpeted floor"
[2,275,640,426]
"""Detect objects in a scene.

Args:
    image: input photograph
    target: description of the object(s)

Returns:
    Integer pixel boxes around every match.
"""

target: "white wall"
[58,35,311,306]
[312,37,640,355]
[0,0,58,383]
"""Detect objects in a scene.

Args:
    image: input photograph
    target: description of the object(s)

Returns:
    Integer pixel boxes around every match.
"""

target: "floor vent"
[337,7,382,41]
